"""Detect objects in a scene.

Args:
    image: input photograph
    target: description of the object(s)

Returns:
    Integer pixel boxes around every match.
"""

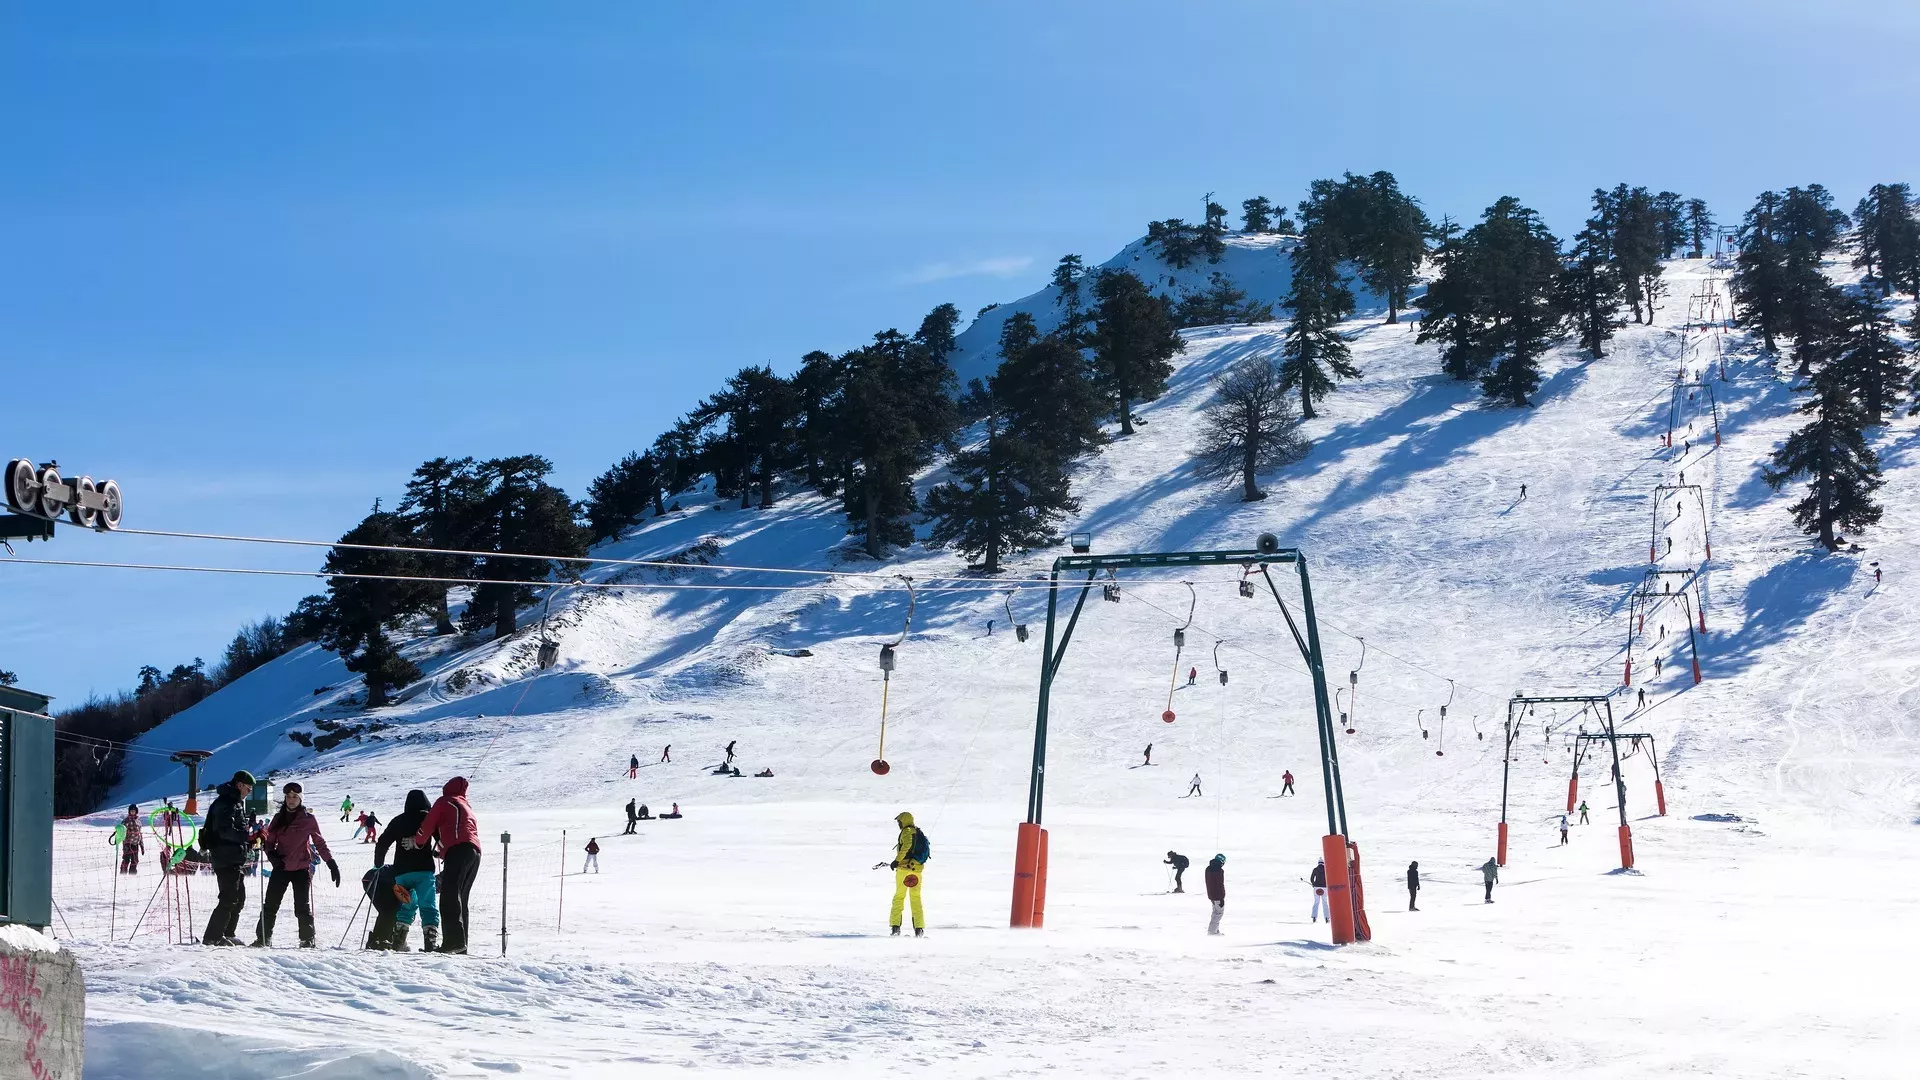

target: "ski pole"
[337,888,369,949]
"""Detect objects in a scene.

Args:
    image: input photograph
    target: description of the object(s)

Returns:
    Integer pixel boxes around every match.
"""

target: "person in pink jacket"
[252,782,340,948]
[410,776,481,954]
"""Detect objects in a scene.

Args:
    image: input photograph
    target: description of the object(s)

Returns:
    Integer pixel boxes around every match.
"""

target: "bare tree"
[1193,355,1309,501]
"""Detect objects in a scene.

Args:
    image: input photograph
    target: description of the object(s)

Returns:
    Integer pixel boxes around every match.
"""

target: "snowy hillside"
[55,248,1920,1079]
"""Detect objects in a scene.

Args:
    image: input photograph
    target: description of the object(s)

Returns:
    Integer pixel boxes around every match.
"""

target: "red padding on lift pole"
[1497,821,1509,866]
[1655,780,1668,817]
[1032,828,1050,928]
[1618,825,1635,870]
[1009,822,1041,927]
[1321,834,1355,945]
[1567,777,1579,813]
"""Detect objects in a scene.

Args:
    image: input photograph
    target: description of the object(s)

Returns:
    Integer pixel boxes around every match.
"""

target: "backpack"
[908,826,931,864]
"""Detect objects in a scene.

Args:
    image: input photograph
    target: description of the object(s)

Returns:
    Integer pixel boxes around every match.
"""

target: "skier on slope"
[375,788,440,951]
[1559,814,1570,845]
[1578,800,1590,824]
[1164,851,1189,893]
[1187,667,1198,687]
[1186,773,1203,798]
[1280,770,1295,797]
[1406,861,1420,912]
[1481,857,1500,902]
[884,811,929,937]
[361,810,381,844]
[200,771,258,947]
[583,838,600,874]
[629,754,639,779]
[1309,858,1329,922]
[119,805,144,874]
[252,782,341,949]
[340,795,354,822]
[724,740,738,765]
[660,744,671,763]
[410,776,481,955]
[624,799,639,835]
[1519,483,1527,501]
[1142,744,1152,766]
[1205,855,1227,935]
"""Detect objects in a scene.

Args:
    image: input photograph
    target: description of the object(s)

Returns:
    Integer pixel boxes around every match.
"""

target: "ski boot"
[390,924,412,953]
[366,911,398,951]
[422,926,440,953]
[889,926,901,937]
[298,916,316,949]
[914,928,924,938]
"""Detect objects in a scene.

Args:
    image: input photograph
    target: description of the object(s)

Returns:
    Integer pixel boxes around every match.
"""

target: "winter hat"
[281,782,303,795]
[1211,853,1225,864]
[232,770,257,787]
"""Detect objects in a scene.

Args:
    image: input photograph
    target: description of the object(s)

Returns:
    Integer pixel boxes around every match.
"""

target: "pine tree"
[1415,196,1563,401]
[1193,354,1310,501]
[582,451,663,542]
[1090,269,1182,436]
[458,456,588,640]
[1732,191,1792,353]
[830,311,960,558]
[1279,227,1358,418]
[1144,219,1205,268]
[1052,255,1088,340]
[320,511,435,707]
[997,333,1106,461]
[793,349,848,492]
[1685,198,1714,259]
[699,365,799,509]
[1557,220,1626,360]
[1241,196,1275,233]
[1356,172,1432,324]
[1654,191,1688,259]
[1820,291,1912,425]
[1174,272,1274,328]
[1852,183,1919,296]
[1763,359,1884,551]
[1780,185,1852,372]
[649,419,704,506]
[397,457,485,635]
[1592,185,1665,324]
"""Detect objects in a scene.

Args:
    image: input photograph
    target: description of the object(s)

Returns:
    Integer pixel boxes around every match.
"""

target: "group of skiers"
[1151,849,1508,935]
[192,770,483,954]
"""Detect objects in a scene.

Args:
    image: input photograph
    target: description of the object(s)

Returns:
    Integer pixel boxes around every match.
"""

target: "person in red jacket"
[252,782,340,948]
[410,776,481,955]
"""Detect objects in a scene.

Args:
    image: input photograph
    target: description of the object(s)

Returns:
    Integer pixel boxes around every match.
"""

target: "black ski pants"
[204,865,247,943]
[258,868,314,944]
[1172,866,1185,891]
[439,843,482,952]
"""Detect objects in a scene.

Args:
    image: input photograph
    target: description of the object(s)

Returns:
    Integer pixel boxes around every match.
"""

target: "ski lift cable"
[1263,591,1506,706]
[1160,582,1196,721]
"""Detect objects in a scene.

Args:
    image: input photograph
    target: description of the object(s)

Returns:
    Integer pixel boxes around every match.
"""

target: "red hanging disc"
[1161,710,1176,724]
[870,759,891,775]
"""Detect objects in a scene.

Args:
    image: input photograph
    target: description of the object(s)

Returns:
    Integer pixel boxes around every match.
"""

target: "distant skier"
[361,811,381,844]
[340,795,354,822]
[629,754,639,779]
[1309,858,1329,922]
[118,804,143,874]
[1637,688,1646,708]
[1280,770,1295,797]
[624,799,638,835]
[1186,773,1203,798]
[1874,563,1882,584]
[1187,667,1197,686]
[662,803,681,819]
[986,619,994,636]
[660,744,671,763]
[1204,854,1226,935]
[724,740,737,765]
[1558,814,1570,845]
[1142,744,1153,766]
[884,811,929,937]
[1518,483,1527,501]
[1578,800,1590,824]
[1406,861,1420,911]
[1653,656,1662,677]
[1164,850,1189,893]
[1481,857,1500,902]
[583,838,600,874]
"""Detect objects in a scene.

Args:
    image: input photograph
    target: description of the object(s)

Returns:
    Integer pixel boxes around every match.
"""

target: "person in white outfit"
[1309,858,1329,922]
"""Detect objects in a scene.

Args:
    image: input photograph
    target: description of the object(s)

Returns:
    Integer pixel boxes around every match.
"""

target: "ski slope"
[53,252,1920,1079]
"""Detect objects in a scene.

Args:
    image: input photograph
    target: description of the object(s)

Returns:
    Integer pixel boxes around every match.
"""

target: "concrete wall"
[0,926,82,1080]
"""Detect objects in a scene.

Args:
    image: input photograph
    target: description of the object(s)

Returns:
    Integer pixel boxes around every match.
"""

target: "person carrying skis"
[624,799,639,835]
[410,776,481,955]
[1309,858,1329,922]
[1204,854,1226,935]
[724,740,738,765]
[629,754,640,779]
[252,782,340,948]
[375,788,440,951]
[884,811,929,937]
[1186,773,1203,798]
[583,838,600,874]
[1406,861,1420,911]
[119,804,144,874]
[1480,857,1500,903]
[200,771,258,946]
[1164,850,1189,893]
[1558,814,1570,845]
[1280,770,1295,797]
[1578,800,1589,824]
[340,795,354,822]
[1142,744,1152,766]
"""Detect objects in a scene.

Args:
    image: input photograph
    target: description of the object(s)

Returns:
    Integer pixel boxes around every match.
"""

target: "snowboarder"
[1280,770,1295,797]
[1309,858,1329,922]
[662,803,681,819]
[1204,854,1226,935]
[200,771,258,946]
[660,744,671,763]
[361,811,381,843]
[754,768,774,777]
[1481,857,1500,902]
[375,788,440,951]
[1187,667,1197,687]
[629,754,639,779]
[1164,850,1189,893]
[1578,801,1589,824]
[1406,861,1420,911]
[885,811,928,937]
[339,795,354,822]
[252,782,340,949]
[1186,773,1203,798]
[583,838,600,874]
[118,805,143,874]
[410,776,481,955]
[724,740,738,765]
[1142,744,1152,766]
[624,799,638,835]
[1558,814,1570,845]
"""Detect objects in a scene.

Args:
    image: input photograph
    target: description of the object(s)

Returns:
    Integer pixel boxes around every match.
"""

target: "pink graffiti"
[0,955,51,1079]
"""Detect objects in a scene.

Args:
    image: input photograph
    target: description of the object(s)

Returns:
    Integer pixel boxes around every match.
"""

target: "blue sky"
[4,1,1917,704]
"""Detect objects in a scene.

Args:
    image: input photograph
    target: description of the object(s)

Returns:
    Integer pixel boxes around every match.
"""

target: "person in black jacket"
[1163,851,1189,893]
[1204,854,1226,935]
[1309,858,1329,923]
[200,771,258,946]
[373,789,440,951]
[624,799,639,835]
[1407,861,1420,912]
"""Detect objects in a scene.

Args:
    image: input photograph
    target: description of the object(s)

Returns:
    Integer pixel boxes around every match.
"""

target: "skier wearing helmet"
[1205,854,1226,935]
[886,811,929,937]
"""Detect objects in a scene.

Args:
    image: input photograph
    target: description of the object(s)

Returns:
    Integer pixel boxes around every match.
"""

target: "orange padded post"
[1497,821,1509,866]
[1623,658,1632,686]
[1618,824,1635,870]
[1032,828,1050,928]
[1321,834,1354,944]
[1691,657,1702,684]
[1346,841,1371,942]
[1655,781,1667,817]
[1009,822,1041,927]
[1567,776,1578,813]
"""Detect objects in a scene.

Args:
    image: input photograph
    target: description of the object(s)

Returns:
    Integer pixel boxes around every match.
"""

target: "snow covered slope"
[62,251,1920,1079]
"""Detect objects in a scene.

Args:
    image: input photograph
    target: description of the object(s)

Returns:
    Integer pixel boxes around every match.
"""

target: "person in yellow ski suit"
[888,811,925,936]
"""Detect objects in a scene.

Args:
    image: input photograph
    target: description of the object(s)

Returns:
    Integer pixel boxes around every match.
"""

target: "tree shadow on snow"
[1706,550,1856,678]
